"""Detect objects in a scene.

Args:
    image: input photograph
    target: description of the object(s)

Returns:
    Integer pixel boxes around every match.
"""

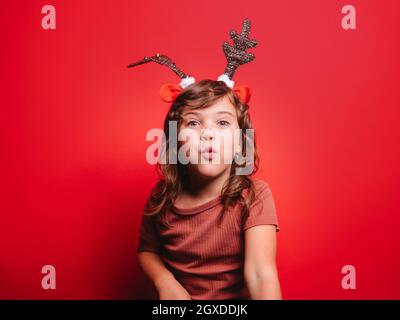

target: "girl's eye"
[187,120,200,127]
[218,120,231,127]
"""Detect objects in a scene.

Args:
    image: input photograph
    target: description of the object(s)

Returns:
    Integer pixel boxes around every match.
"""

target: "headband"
[127,18,258,104]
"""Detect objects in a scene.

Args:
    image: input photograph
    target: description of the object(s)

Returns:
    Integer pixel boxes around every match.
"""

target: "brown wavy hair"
[143,79,260,228]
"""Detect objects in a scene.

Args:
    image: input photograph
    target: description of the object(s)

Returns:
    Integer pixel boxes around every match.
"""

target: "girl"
[130,19,281,300]
[137,79,281,300]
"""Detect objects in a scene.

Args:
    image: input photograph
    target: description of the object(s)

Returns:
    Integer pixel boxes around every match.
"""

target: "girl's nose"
[200,127,216,141]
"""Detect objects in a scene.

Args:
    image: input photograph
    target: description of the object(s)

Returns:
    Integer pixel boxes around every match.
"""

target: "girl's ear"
[233,85,251,104]
[160,83,183,103]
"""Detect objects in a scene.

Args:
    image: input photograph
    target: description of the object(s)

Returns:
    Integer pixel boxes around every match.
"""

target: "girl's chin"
[191,164,230,178]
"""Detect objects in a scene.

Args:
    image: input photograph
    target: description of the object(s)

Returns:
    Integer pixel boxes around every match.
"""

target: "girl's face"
[178,96,241,179]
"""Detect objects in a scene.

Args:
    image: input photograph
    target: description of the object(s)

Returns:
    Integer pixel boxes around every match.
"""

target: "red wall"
[1,0,399,299]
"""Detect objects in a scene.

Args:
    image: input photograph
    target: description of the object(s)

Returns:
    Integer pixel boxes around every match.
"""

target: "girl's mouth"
[200,146,217,162]
[201,146,217,154]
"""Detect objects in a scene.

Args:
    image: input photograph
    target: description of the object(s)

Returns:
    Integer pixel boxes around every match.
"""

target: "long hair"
[143,79,260,228]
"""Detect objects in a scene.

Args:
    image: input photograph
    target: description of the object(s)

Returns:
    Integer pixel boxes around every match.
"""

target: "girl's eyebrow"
[182,111,234,117]
[182,111,200,117]
[215,111,234,117]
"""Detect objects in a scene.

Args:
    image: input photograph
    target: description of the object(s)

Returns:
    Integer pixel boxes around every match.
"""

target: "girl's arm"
[137,251,191,300]
[243,225,282,299]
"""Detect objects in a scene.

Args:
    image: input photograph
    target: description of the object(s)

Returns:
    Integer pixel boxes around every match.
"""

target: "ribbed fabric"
[137,178,280,300]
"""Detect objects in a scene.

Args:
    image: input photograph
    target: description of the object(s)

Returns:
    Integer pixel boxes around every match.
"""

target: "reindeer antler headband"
[127,18,258,104]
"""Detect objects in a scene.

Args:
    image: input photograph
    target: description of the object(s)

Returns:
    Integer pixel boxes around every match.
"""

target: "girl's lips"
[200,146,217,154]
[201,151,215,161]
[199,146,218,162]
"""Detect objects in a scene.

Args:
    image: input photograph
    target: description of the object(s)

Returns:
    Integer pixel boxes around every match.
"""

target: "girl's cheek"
[223,130,243,163]
[220,129,235,152]
[177,129,201,162]
[178,128,201,145]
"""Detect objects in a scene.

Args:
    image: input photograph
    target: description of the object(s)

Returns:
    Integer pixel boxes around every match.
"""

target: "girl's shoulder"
[246,177,272,197]
[242,177,279,232]
[251,177,271,189]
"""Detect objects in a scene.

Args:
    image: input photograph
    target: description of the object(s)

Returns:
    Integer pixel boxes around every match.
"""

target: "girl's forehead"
[182,96,237,118]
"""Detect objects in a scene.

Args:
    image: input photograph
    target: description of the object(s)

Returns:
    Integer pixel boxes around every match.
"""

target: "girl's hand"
[156,276,192,300]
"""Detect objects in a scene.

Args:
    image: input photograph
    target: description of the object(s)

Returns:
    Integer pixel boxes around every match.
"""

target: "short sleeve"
[243,180,280,232]
[137,212,163,254]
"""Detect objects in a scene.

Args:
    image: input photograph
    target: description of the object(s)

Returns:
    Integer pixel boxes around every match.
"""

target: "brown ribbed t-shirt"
[137,178,280,300]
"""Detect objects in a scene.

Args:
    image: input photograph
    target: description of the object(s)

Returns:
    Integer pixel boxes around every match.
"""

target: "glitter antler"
[127,53,195,89]
[218,18,258,87]
[127,53,186,78]
[126,19,258,103]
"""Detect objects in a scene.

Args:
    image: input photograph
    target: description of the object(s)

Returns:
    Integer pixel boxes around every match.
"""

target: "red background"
[1,0,399,299]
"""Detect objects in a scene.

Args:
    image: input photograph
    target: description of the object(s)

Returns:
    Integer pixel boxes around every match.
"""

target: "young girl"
[130,19,281,300]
